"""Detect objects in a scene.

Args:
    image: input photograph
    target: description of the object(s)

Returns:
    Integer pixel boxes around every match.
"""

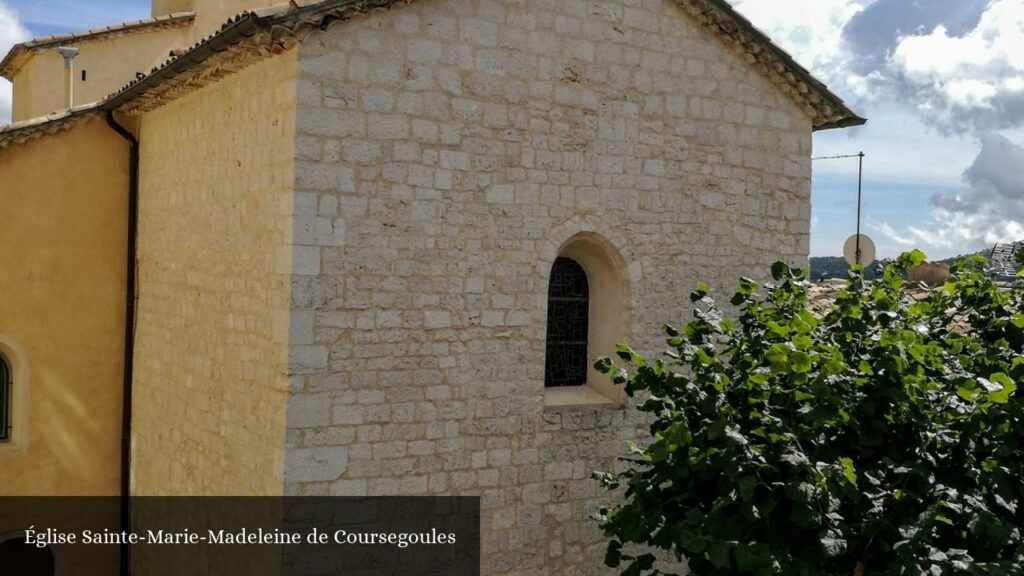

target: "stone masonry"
[132,53,298,496]
[283,0,812,574]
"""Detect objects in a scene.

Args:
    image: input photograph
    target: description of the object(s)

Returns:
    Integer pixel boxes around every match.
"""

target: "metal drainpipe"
[57,47,79,109]
[105,110,138,576]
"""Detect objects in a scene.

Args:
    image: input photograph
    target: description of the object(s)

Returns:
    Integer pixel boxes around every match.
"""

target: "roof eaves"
[101,0,404,115]
[0,6,297,149]
[99,13,266,113]
[0,12,196,80]
[0,103,103,149]
[678,0,866,131]
[2,0,866,149]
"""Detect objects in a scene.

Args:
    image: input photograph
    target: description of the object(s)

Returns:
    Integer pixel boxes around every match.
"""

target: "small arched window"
[0,355,10,442]
[544,257,590,387]
[542,232,631,406]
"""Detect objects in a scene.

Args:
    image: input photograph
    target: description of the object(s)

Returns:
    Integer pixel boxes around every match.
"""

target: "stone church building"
[0,0,862,573]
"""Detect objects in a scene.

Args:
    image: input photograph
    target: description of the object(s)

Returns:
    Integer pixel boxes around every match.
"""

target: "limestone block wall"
[131,53,298,495]
[285,0,813,573]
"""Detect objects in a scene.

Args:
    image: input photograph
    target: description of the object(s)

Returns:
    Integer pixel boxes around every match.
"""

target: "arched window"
[542,232,632,406]
[0,355,9,442]
[544,257,590,387]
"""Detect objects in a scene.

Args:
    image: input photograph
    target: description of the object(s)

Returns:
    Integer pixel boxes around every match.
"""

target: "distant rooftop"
[989,241,1023,279]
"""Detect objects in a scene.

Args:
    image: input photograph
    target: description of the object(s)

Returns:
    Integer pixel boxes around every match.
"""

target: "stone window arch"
[0,336,29,450]
[543,232,631,408]
[0,354,10,442]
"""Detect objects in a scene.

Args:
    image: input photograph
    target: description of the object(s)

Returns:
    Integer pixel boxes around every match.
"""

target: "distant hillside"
[810,248,994,283]
[937,248,993,265]
[809,256,880,281]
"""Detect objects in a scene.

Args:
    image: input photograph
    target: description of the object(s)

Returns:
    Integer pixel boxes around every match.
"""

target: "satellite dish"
[844,234,876,266]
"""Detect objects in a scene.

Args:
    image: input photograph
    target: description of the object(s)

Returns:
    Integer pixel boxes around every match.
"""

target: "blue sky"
[4,0,149,37]
[2,0,1023,260]
[733,0,1024,260]
[4,0,149,36]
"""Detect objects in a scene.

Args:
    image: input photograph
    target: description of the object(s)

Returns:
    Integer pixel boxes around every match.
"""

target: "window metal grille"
[0,356,9,442]
[544,257,590,387]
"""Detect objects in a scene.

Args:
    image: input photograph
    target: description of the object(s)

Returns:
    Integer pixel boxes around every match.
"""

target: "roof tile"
[0,12,196,80]
[1,0,866,148]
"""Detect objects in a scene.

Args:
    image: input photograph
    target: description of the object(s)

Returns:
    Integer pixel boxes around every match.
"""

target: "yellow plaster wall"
[152,0,195,16]
[130,52,298,496]
[152,0,273,43]
[190,0,274,40]
[10,25,193,122]
[11,60,34,122]
[11,0,280,122]
[0,118,128,496]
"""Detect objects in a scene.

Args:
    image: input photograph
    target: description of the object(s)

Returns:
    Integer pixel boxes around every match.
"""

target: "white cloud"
[0,1,31,124]
[945,79,999,109]
[731,0,867,81]
[813,105,978,185]
[891,0,1024,115]
[864,1,1024,257]
[871,132,1024,256]
[753,0,1024,255]
[895,25,991,78]
[732,0,1024,258]
[872,211,1024,257]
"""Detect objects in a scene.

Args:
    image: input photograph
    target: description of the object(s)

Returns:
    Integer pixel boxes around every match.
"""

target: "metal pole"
[856,152,864,265]
[810,152,867,265]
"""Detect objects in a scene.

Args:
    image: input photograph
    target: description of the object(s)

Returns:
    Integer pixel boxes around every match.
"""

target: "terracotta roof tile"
[0,12,196,80]
[1,0,865,148]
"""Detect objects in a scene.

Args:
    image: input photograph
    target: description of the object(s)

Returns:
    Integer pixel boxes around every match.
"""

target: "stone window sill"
[544,386,624,411]
[0,439,26,455]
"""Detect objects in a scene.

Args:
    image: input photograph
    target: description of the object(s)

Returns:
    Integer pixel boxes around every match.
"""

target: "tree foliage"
[594,251,1024,576]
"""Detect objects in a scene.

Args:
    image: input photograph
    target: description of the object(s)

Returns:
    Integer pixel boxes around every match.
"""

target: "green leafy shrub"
[594,251,1024,576]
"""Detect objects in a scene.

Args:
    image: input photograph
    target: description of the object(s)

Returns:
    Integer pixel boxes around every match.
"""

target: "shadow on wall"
[0,537,56,575]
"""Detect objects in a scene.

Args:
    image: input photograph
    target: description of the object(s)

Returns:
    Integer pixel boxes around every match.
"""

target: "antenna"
[813,152,870,264]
